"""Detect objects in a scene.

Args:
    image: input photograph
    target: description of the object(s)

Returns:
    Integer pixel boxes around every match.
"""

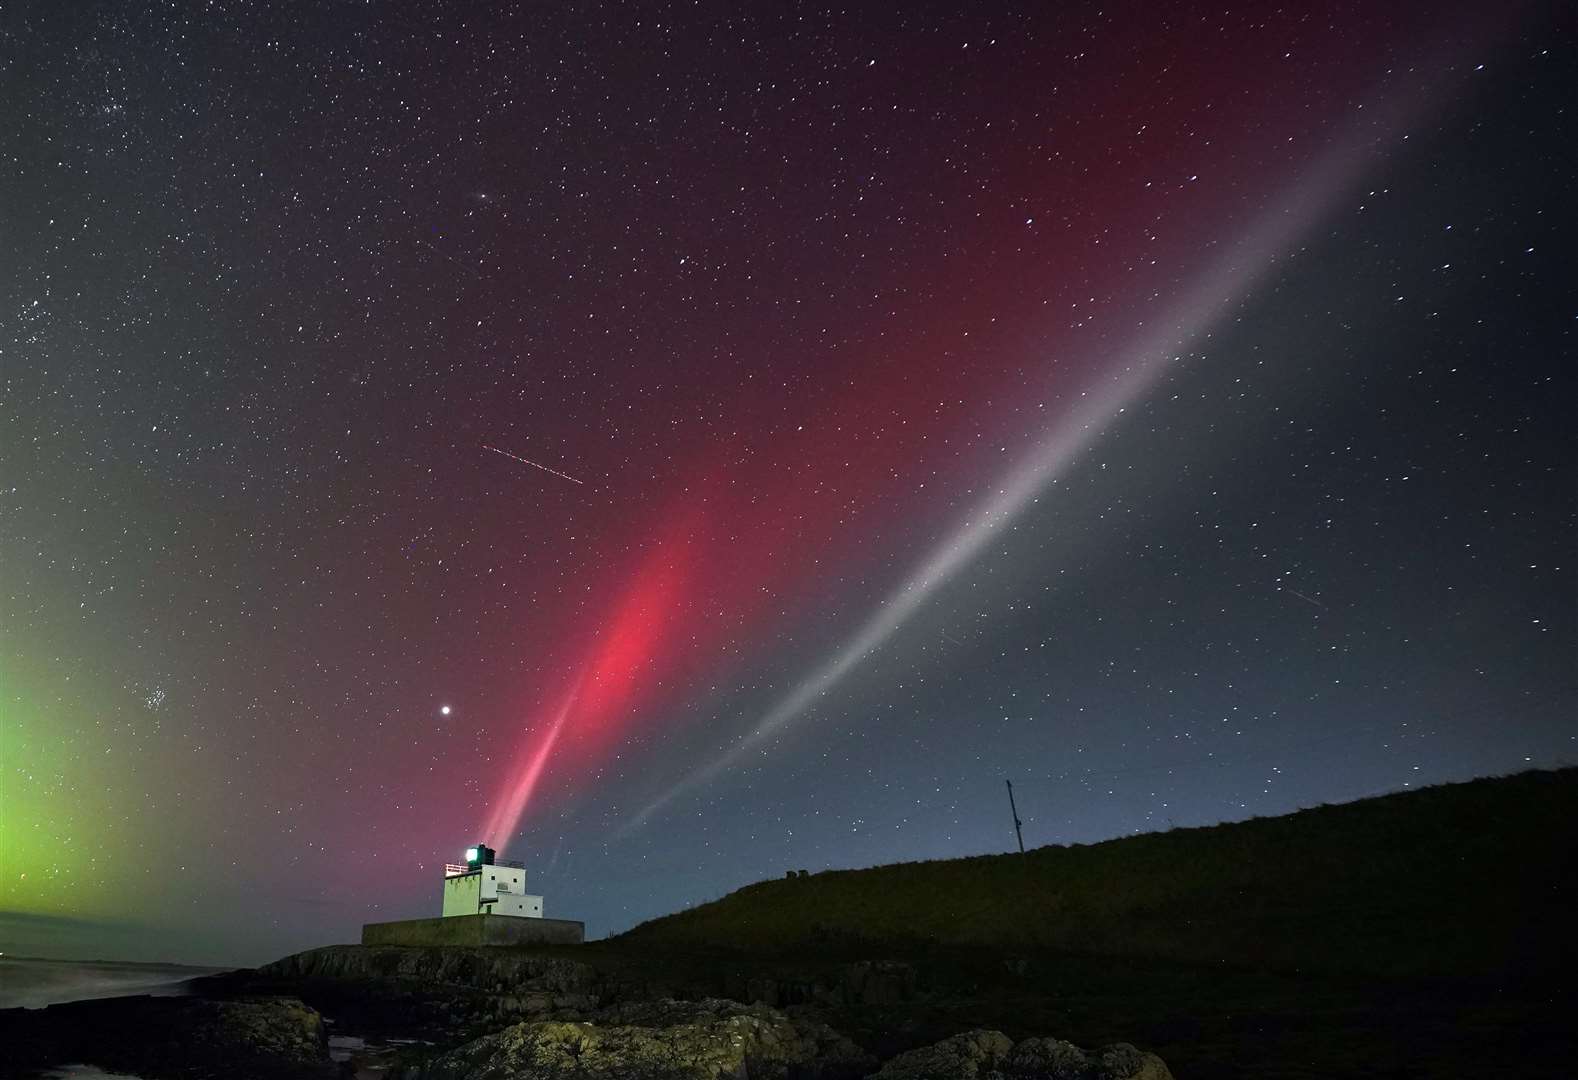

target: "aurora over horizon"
[3,1,1573,967]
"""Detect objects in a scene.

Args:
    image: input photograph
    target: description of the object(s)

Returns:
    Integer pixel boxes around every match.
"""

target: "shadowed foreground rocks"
[0,947,1176,1080]
[397,1002,1170,1080]
[869,1029,1172,1080]
[262,942,598,996]
[0,993,333,1079]
[400,998,873,1079]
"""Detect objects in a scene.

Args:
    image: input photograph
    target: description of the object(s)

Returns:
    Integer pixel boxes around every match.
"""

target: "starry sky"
[2,1,1573,966]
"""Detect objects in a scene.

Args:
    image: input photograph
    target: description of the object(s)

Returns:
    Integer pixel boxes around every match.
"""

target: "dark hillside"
[620,769,1578,977]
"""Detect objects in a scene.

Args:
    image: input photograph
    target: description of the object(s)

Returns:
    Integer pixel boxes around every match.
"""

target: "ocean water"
[4,958,232,1080]
[328,1031,429,1078]
[0,955,229,1010]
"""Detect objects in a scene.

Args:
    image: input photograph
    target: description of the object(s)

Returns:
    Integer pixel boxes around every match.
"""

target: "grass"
[617,769,1578,980]
[594,769,1578,1075]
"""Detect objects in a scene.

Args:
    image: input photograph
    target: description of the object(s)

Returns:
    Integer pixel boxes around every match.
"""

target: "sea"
[2,956,420,1079]
[1,957,225,1079]
[0,955,226,1011]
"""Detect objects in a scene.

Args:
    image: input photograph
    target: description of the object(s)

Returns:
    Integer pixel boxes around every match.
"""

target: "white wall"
[442,862,541,919]
[477,864,526,900]
[491,893,544,918]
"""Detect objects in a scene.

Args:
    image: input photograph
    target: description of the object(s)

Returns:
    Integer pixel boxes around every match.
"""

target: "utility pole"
[1005,779,1025,854]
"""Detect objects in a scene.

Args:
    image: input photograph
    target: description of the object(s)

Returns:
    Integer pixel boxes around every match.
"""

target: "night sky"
[2,2,1573,966]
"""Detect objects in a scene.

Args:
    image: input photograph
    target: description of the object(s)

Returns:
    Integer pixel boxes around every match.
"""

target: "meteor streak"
[484,444,585,486]
[1287,588,1328,611]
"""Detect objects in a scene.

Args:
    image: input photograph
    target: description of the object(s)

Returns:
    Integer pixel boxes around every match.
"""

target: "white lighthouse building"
[361,841,583,945]
[441,843,544,919]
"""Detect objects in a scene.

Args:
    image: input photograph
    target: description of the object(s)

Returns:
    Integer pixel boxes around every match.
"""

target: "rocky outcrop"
[399,1009,1171,1080]
[242,944,605,1035]
[734,960,918,1008]
[0,994,332,1078]
[1007,1038,1172,1080]
[866,1030,1015,1080]
[2,944,1174,1080]
[245,944,925,1038]
[259,945,916,1013]
[261,944,598,996]
[869,1029,1172,1080]
[401,997,873,1080]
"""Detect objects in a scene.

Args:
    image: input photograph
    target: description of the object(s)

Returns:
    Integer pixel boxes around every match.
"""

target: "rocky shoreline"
[0,944,1172,1080]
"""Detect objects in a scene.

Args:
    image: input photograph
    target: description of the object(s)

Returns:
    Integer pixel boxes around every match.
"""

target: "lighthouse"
[359,843,585,947]
[441,843,544,919]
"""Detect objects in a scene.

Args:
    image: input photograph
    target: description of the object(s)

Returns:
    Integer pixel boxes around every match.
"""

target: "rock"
[261,944,598,996]
[868,1029,1015,1080]
[728,961,914,1009]
[746,975,780,1006]
[204,996,330,1067]
[405,997,872,1080]
[237,944,608,1036]
[840,961,916,1005]
[0,993,332,1078]
[1006,1038,1172,1079]
[867,1032,1172,1080]
[1091,1043,1172,1080]
[1001,1037,1090,1078]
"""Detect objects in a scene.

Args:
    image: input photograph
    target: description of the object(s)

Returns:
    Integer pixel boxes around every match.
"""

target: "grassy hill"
[619,769,1577,977]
